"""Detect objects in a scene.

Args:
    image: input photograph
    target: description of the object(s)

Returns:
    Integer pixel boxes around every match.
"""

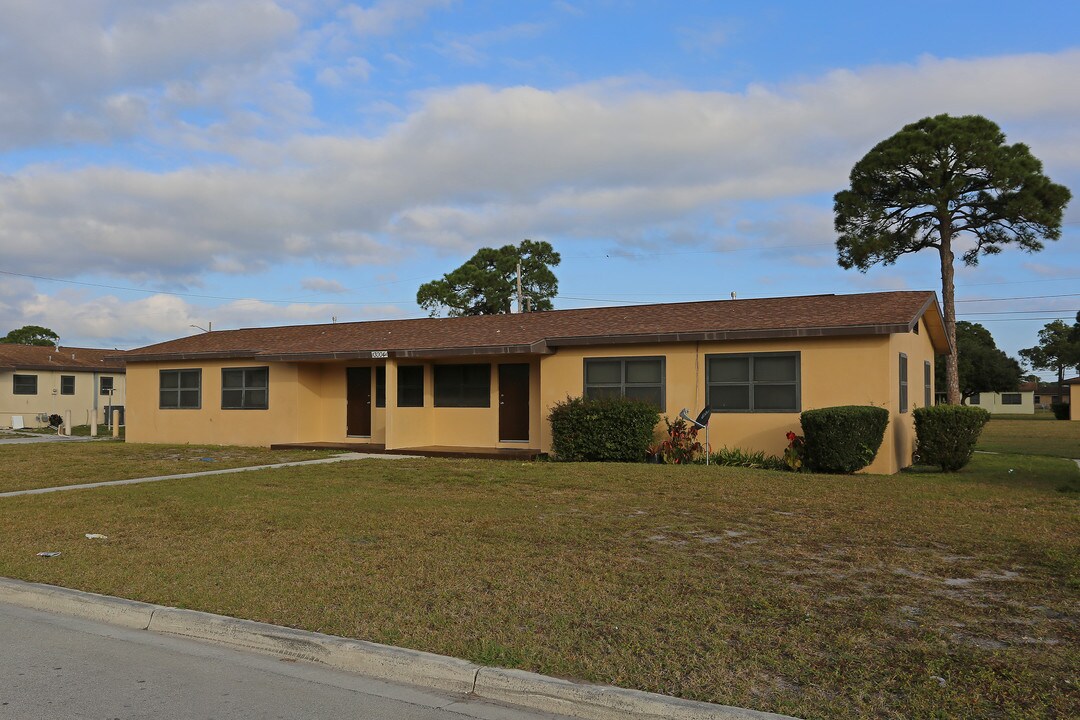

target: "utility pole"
[516,259,524,313]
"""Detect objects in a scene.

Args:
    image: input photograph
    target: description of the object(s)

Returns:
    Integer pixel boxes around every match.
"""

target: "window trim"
[13,374,37,396]
[583,356,666,409]
[705,351,801,413]
[60,375,76,396]
[970,393,981,405]
[1001,392,1023,405]
[99,376,115,396]
[159,369,202,410]
[433,363,491,408]
[924,361,932,409]
[221,366,269,410]
[899,353,908,414]
[375,366,386,408]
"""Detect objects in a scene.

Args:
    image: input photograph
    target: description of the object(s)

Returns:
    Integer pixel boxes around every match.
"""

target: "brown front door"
[346,367,372,437]
[498,363,530,442]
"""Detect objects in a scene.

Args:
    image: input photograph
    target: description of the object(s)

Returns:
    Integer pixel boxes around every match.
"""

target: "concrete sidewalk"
[0,578,797,720]
[0,433,100,445]
[0,451,418,498]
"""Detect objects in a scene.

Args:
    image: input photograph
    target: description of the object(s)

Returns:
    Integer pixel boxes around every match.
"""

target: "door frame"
[345,366,372,437]
[498,363,530,443]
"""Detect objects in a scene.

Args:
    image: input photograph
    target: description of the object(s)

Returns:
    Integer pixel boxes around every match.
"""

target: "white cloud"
[317,56,374,85]
[2,49,1077,284]
[342,0,452,37]
[0,0,301,149]
[1,285,409,349]
[300,277,348,293]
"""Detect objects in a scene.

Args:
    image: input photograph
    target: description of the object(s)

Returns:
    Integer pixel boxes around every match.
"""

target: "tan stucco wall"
[125,357,543,449]
[125,360,306,445]
[538,333,922,474]
[887,319,938,473]
[1,369,126,428]
[1071,385,1079,420]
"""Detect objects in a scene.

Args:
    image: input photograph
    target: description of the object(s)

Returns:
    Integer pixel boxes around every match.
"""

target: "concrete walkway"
[0,433,101,445]
[0,452,418,499]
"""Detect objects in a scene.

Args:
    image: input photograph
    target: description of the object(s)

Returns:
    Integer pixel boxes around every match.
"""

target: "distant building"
[1020,380,1071,409]
[966,390,1034,414]
[0,345,126,429]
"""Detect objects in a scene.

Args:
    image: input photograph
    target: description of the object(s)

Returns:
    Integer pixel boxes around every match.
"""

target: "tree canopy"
[417,239,560,317]
[834,114,1071,404]
[1019,318,1080,386]
[935,321,1021,404]
[1,325,60,346]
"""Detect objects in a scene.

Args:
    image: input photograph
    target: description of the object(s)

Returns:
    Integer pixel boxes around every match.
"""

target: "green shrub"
[549,395,660,462]
[1051,402,1070,420]
[704,446,788,471]
[914,405,991,471]
[800,405,889,473]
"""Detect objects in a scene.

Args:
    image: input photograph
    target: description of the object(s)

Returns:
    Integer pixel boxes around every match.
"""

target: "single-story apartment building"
[966,390,1035,414]
[0,345,126,429]
[120,290,949,474]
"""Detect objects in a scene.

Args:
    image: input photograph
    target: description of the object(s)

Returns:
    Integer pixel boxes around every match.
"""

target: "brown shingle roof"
[122,291,949,362]
[0,345,126,372]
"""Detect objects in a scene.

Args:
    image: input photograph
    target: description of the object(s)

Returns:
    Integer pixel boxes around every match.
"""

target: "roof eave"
[545,324,914,348]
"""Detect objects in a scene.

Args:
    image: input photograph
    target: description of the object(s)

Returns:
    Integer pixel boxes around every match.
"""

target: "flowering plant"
[660,416,703,464]
[783,431,805,471]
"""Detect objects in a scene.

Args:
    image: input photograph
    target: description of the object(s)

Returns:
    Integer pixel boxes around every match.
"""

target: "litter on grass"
[84,533,108,540]
[36,551,61,558]
[199,457,217,462]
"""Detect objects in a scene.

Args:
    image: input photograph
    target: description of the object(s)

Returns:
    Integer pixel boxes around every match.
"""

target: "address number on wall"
[371,350,389,358]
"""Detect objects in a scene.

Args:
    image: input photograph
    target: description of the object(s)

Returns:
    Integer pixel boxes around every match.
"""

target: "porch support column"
[383,357,398,449]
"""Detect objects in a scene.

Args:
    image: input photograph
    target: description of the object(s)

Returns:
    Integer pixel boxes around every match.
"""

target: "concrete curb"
[473,667,784,720]
[0,577,155,630]
[0,577,798,720]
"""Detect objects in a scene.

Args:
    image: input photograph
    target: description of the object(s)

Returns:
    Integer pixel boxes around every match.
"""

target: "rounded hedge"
[549,395,660,462]
[800,405,889,474]
[914,405,990,471]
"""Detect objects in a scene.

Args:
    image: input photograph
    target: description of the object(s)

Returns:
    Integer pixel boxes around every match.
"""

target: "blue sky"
[0,0,1077,378]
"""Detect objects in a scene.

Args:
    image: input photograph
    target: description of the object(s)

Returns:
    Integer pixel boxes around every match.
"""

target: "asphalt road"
[0,603,572,720]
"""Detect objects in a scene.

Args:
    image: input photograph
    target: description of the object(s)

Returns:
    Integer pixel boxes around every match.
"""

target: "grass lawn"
[977,416,1080,459]
[1,451,1077,719]
[0,443,341,493]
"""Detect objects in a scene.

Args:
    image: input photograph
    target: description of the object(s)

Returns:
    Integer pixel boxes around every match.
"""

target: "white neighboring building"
[968,390,1035,414]
[0,345,126,428]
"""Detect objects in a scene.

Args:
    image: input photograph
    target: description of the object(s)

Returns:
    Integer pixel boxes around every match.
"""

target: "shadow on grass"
[905,452,1080,494]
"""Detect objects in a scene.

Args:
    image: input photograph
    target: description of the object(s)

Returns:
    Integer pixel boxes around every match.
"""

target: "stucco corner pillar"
[383,357,399,448]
